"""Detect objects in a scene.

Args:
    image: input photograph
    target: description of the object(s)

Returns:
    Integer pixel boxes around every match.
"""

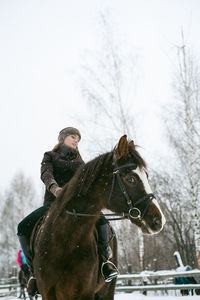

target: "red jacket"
[17,250,22,267]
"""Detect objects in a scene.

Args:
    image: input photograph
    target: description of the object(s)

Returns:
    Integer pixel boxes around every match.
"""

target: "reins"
[65,209,128,221]
[65,155,155,221]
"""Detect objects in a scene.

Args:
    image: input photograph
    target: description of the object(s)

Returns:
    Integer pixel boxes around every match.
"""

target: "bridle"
[108,158,155,220]
[65,155,155,221]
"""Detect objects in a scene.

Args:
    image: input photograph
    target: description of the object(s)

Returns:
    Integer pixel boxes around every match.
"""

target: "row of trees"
[78,17,200,272]
[1,16,200,277]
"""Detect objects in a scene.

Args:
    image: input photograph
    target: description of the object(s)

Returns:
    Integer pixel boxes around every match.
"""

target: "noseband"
[65,156,155,221]
[108,158,155,220]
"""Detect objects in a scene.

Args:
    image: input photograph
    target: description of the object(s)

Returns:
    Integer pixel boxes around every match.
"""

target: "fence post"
[127,265,132,286]
[153,259,158,287]
[142,280,147,296]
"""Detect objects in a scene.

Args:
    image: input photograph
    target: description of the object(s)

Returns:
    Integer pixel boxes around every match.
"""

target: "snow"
[1,294,200,300]
[2,268,200,299]
[115,296,200,299]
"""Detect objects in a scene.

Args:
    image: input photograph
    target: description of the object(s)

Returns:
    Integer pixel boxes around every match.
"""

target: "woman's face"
[64,134,80,149]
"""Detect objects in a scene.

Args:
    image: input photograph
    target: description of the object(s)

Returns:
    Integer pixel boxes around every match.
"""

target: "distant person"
[17,249,29,278]
[17,127,118,296]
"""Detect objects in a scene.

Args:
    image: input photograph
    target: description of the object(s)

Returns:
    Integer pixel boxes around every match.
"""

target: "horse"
[33,135,165,300]
[18,269,38,300]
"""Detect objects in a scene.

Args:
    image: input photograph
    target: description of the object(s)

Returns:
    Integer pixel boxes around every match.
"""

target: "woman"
[17,249,29,278]
[17,127,118,295]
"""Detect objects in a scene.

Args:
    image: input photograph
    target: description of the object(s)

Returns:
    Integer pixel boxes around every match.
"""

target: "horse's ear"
[129,140,136,150]
[115,135,129,160]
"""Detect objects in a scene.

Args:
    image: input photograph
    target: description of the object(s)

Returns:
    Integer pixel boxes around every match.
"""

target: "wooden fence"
[116,269,200,294]
[0,283,18,298]
[1,269,200,297]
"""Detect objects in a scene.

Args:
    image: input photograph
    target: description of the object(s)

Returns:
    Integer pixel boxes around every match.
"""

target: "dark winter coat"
[41,144,84,205]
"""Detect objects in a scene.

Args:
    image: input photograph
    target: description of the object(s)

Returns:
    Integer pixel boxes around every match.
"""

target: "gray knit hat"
[58,127,81,144]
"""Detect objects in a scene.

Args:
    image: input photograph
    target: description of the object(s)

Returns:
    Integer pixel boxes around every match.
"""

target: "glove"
[50,184,62,197]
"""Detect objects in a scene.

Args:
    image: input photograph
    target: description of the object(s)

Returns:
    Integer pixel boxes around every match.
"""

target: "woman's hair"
[52,143,60,151]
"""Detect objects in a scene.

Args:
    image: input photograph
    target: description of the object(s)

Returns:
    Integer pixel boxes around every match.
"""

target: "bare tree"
[164,33,200,264]
[79,12,146,271]
[150,169,197,268]
[80,12,139,153]
[0,172,36,275]
[114,220,141,272]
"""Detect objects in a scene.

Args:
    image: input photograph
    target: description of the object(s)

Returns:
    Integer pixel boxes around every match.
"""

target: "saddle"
[30,216,46,258]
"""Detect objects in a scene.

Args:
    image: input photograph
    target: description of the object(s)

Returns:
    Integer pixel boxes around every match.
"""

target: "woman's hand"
[50,184,62,197]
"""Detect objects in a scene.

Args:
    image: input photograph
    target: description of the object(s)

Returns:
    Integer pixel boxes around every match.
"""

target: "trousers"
[17,205,50,238]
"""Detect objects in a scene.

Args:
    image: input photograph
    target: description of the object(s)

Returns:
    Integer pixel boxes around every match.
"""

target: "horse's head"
[107,135,165,234]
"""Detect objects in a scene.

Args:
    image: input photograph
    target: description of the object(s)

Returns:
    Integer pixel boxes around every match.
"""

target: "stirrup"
[27,275,36,284]
[101,260,119,282]
[27,276,38,296]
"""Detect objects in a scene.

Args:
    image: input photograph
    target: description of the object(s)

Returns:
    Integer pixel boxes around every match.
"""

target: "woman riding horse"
[33,135,165,300]
[17,127,118,296]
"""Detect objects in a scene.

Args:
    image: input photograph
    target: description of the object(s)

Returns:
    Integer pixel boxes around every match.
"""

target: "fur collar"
[56,144,78,160]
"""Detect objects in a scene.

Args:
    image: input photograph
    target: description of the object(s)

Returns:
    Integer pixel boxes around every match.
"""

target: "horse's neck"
[57,155,112,238]
[62,185,106,238]
[65,165,108,218]
[67,192,104,219]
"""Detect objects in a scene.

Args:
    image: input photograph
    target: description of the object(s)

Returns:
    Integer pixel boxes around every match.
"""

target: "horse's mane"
[56,143,146,211]
[70,151,113,198]
[56,151,113,211]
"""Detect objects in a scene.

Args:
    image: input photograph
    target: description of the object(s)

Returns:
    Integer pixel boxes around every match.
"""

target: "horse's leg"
[81,295,95,300]
[95,279,116,300]
[61,290,96,300]
[42,288,57,300]
[55,284,95,300]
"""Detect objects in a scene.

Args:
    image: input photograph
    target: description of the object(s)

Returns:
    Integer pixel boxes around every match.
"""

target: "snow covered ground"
[115,295,200,300]
[2,268,200,299]
[1,294,200,300]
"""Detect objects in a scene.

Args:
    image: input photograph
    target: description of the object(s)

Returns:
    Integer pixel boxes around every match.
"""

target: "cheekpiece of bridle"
[107,155,155,221]
[65,154,155,221]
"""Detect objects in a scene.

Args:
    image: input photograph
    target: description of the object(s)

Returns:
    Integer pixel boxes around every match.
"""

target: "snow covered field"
[1,294,200,300]
[115,295,200,300]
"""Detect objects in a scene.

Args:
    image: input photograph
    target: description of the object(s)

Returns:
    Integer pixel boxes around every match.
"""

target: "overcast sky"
[0,0,200,195]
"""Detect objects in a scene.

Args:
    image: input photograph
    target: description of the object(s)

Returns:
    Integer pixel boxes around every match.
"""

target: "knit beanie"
[58,127,81,144]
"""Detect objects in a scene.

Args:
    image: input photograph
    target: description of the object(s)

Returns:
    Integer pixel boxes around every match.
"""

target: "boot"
[97,223,119,282]
[101,261,119,282]
[18,235,38,296]
[27,276,38,296]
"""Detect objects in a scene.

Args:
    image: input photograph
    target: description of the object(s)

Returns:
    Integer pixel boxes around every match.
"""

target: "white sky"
[0,0,200,196]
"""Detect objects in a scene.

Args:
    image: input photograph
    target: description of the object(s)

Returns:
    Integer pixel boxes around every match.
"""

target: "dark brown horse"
[33,135,165,300]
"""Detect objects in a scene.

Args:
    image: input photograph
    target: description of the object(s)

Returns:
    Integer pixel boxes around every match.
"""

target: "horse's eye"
[126,177,135,184]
